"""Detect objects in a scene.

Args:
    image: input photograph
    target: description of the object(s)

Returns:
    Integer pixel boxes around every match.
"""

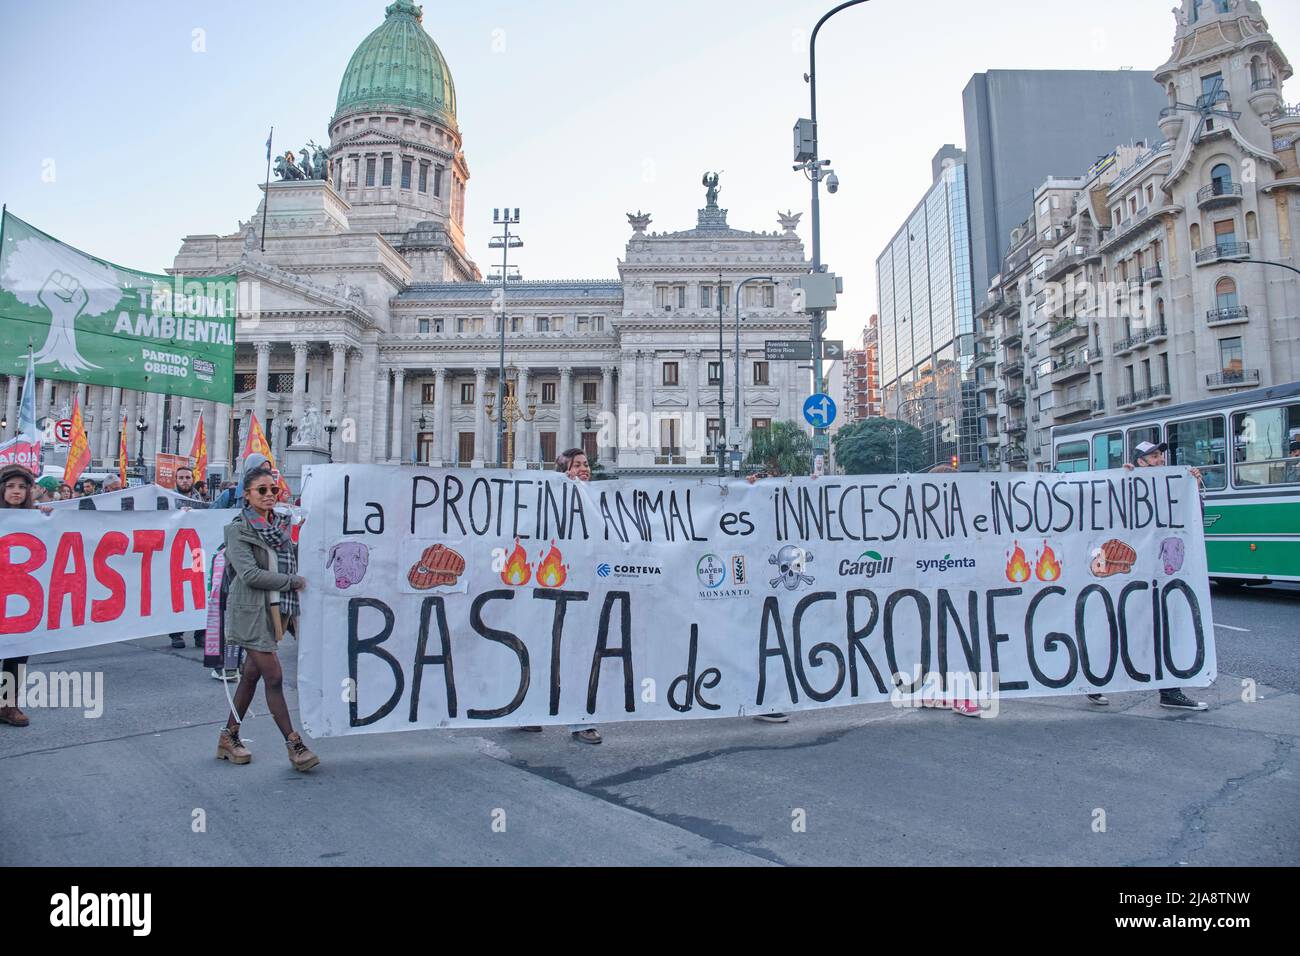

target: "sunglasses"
[250,485,276,495]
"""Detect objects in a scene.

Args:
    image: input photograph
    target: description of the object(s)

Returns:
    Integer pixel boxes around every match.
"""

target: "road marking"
[1214,623,1250,633]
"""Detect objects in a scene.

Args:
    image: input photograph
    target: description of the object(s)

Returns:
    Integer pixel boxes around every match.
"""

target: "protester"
[518,449,604,744]
[1090,440,1208,711]
[58,482,73,500]
[169,464,208,650]
[101,474,123,493]
[79,477,97,497]
[0,464,37,727]
[216,454,319,771]
[33,476,58,503]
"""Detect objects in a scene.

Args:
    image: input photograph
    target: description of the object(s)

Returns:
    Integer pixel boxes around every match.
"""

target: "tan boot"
[217,726,251,764]
[285,731,319,772]
[0,706,30,728]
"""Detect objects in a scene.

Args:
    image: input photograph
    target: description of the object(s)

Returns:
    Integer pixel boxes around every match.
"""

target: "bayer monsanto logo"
[597,563,612,578]
[696,554,727,589]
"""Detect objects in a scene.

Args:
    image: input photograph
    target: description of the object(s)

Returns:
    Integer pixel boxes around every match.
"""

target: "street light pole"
[734,275,774,432]
[892,425,902,473]
[800,0,870,463]
[1243,258,1300,277]
[489,208,522,468]
[717,271,726,476]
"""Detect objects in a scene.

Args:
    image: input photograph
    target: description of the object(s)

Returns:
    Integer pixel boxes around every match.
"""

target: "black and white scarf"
[243,507,299,620]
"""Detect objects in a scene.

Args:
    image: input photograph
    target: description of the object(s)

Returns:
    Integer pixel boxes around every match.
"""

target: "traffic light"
[950,455,959,470]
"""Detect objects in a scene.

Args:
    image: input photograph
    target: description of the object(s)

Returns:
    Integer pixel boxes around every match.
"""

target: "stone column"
[309,352,326,411]
[372,366,391,465]
[515,366,531,466]
[253,342,272,427]
[107,388,122,462]
[290,341,309,439]
[179,396,194,460]
[214,402,230,475]
[4,375,17,440]
[84,386,100,459]
[600,366,615,463]
[558,366,573,451]
[347,349,364,463]
[356,345,380,464]
[473,367,487,465]
[435,367,449,465]
[39,378,53,423]
[151,392,167,460]
[329,342,348,428]
[390,367,406,461]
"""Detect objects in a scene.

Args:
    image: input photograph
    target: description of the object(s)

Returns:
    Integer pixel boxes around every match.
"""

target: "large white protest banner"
[296,465,1216,737]
[0,509,229,657]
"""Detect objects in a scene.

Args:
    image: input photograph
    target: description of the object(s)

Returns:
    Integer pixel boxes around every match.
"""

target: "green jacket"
[222,511,295,647]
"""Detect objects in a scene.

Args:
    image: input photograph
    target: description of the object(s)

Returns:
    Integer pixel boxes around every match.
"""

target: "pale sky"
[2,0,1297,350]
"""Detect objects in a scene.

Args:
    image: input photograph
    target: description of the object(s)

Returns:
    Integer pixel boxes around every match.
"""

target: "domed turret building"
[161,1,810,484]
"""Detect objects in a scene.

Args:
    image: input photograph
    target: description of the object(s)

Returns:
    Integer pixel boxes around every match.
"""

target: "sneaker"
[571,728,602,745]
[0,706,30,728]
[210,668,238,682]
[193,633,204,648]
[753,713,789,723]
[1087,693,1110,706]
[286,731,320,772]
[1160,689,1207,711]
[951,700,984,718]
[216,727,251,764]
[169,634,186,649]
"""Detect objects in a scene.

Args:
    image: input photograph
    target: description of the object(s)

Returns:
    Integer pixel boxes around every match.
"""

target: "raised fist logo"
[32,270,98,372]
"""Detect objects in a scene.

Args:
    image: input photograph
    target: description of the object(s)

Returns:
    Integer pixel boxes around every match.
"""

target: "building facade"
[842,313,881,423]
[964,68,1168,295]
[874,145,979,468]
[1,1,815,481]
[980,0,1300,471]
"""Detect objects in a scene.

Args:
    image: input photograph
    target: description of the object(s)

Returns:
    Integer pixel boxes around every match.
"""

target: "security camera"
[825,171,839,194]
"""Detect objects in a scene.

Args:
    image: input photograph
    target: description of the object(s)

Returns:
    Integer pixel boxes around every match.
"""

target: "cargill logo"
[839,550,894,578]
[50,886,151,936]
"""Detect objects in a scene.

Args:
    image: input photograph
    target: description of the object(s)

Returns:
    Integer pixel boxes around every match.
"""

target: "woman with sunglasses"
[216,454,319,771]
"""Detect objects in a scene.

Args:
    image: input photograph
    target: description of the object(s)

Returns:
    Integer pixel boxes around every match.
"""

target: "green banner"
[0,210,235,402]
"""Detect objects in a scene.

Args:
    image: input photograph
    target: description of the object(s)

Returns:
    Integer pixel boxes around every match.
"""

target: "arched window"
[1246,211,1259,240]
[1190,223,1201,250]
[1215,277,1238,311]
[1211,163,1233,196]
[1157,299,1166,325]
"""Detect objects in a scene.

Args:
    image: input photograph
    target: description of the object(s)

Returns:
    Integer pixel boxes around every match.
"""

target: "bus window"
[1056,440,1090,473]
[1127,426,1161,463]
[1166,415,1227,490]
[1231,403,1300,486]
[1092,431,1124,470]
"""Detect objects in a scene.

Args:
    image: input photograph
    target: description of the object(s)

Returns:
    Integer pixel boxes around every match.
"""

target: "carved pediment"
[653,392,690,408]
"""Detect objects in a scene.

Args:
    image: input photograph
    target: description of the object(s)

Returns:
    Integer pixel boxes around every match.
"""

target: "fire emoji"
[1005,541,1032,583]
[1034,541,1063,582]
[499,538,532,587]
[535,541,568,589]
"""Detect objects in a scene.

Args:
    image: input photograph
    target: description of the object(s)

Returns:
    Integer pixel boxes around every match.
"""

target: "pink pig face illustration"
[1159,537,1185,575]
[326,541,370,589]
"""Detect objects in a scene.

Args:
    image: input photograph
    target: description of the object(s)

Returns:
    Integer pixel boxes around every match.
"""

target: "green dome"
[335,1,457,126]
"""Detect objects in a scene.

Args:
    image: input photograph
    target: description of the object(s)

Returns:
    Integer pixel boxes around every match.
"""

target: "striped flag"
[266,128,274,162]
[190,411,207,481]
[0,350,39,472]
[118,413,128,487]
[242,412,289,497]
[62,396,90,487]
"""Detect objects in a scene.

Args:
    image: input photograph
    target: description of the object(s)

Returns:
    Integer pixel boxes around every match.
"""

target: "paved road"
[2,587,1296,866]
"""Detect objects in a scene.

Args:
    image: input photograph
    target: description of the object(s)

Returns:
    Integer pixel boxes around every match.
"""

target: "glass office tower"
[875,146,978,469]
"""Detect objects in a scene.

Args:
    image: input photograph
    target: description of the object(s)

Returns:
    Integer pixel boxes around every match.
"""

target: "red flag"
[62,397,91,487]
[242,412,289,496]
[118,413,128,487]
[190,412,208,480]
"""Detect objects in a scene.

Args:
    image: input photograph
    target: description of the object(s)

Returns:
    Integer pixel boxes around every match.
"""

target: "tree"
[746,420,812,476]
[833,417,927,475]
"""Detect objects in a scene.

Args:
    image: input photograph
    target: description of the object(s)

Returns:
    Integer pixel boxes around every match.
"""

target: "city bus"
[1051,381,1300,585]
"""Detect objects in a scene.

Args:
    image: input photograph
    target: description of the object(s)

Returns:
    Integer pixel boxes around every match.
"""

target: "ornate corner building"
[978,0,1300,470]
[158,0,814,478]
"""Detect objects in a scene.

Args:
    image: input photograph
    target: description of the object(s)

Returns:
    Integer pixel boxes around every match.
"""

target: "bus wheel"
[1211,578,1244,589]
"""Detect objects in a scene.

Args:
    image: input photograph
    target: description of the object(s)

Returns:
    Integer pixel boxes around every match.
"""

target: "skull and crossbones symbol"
[769,545,815,590]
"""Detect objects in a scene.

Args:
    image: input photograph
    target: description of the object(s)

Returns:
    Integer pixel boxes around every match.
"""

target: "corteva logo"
[915,555,977,573]
[50,886,151,936]
[839,550,894,578]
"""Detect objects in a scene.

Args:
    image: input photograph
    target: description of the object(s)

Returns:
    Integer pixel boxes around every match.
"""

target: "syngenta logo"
[50,886,151,936]
[916,554,977,573]
[839,550,894,578]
